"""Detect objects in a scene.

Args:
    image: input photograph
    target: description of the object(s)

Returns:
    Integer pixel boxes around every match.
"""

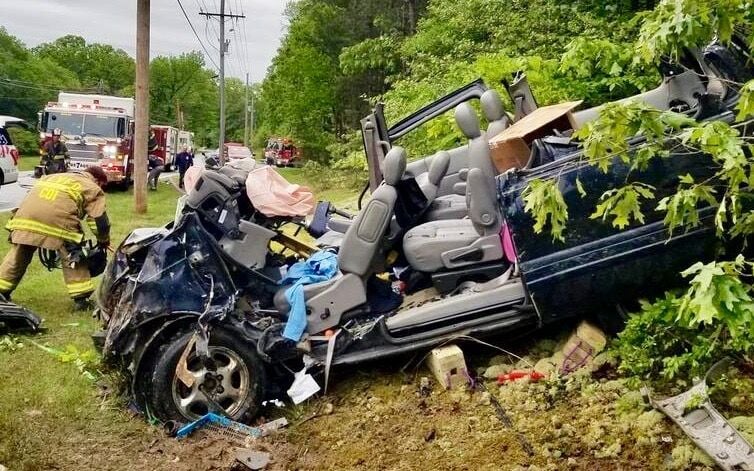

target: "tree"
[521,0,754,380]
[33,35,135,95]
[0,28,80,122]
[149,52,218,146]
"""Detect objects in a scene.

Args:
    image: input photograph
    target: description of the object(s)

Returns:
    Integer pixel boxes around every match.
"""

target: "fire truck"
[150,126,195,171]
[38,93,134,187]
[149,125,178,171]
[264,137,301,167]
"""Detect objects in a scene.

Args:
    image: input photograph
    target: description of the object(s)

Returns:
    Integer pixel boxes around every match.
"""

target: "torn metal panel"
[645,359,754,471]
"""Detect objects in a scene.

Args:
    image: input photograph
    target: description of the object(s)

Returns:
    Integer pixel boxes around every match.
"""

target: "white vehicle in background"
[0,116,24,185]
[178,130,194,153]
[224,142,253,160]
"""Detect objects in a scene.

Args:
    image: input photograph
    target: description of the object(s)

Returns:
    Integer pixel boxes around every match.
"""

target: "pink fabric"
[246,166,315,217]
[183,165,203,194]
[501,222,517,263]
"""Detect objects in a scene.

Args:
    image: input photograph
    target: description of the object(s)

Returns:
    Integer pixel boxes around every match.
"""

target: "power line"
[236,0,250,76]
[0,78,98,94]
[176,0,220,70]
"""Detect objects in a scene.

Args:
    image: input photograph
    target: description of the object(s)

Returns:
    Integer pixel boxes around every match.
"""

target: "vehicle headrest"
[218,166,249,185]
[200,170,238,190]
[185,170,239,212]
[455,102,481,139]
[481,90,505,122]
[382,146,407,186]
[428,151,450,186]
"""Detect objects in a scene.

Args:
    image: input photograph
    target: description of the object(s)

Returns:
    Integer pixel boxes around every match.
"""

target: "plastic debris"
[235,449,271,470]
[175,413,288,445]
[287,368,321,404]
[645,359,754,471]
[497,370,545,385]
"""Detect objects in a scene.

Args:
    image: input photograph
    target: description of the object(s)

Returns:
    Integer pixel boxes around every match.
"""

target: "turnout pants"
[148,166,164,190]
[0,243,94,300]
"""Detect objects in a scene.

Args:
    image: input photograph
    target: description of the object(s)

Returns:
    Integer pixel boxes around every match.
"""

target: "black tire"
[147,328,266,423]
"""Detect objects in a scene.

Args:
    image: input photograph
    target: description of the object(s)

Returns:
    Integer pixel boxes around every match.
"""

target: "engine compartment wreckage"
[96,41,754,426]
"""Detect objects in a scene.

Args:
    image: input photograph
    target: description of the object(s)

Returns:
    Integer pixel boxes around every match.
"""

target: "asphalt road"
[0,171,33,212]
[0,166,188,213]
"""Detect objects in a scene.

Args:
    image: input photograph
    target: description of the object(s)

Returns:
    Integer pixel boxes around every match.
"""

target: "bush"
[615,257,754,387]
[7,127,38,155]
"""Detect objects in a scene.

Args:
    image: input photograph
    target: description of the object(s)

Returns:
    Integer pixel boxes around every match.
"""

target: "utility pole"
[250,91,255,138]
[134,0,150,213]
[243,72,249,148]
[200,2,244,164]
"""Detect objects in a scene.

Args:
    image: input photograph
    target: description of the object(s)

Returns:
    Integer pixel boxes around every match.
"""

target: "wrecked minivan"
[98,42,753,423]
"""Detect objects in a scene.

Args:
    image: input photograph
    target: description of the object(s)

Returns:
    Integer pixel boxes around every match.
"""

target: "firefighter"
[42,128,70,174]
[147,129,164,190]
[0,166,111,310]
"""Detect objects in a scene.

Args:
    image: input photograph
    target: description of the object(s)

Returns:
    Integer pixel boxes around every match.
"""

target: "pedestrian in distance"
[175,146,194,189]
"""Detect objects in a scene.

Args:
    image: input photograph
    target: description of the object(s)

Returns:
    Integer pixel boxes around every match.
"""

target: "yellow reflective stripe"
[0,279,16,291]
[67,280,94,295]
[86,219,98,235]
[37,180,83,205]
[6,218,83,243]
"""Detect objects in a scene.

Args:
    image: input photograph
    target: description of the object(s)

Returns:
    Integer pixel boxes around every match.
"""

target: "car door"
[362,79,489,194]
[0,127,19,185]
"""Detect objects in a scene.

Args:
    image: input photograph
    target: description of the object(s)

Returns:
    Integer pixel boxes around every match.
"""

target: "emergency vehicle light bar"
[45,102,127,114]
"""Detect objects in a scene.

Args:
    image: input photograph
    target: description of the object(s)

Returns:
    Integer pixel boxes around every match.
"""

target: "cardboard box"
[488,101,582,172]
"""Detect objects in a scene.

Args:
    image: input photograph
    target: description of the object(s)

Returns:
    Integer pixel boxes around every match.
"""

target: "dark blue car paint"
[497,116,734,320]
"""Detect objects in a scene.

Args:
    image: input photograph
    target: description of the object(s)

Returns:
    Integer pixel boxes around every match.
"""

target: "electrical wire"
[233,0,249,76]
[0,78,98,94]
[176,0,220,71]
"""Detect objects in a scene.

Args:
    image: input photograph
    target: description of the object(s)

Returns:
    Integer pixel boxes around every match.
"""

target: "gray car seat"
[275,146,407,334]
[482,89,510,138]
[423,104,493,221]
[418,151,450,202]
[403,104,503,273]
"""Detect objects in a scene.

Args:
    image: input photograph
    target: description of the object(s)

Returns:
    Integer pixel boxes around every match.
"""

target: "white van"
[0,117,22,185]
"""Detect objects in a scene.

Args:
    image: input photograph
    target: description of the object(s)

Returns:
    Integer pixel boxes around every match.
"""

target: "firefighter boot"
[60,247,95,307]
[72,297,94,311]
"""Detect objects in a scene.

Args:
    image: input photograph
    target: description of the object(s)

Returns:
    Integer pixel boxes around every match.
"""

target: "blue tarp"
[279,250,339,341]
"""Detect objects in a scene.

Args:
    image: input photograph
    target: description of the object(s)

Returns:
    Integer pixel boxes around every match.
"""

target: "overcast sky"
[3,0,288,83]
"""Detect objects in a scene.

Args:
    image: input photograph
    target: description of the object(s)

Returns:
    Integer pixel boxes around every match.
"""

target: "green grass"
[18,155,38,173]
[277,166,362,212]
[0,169,362,469]
[0,186,181,470]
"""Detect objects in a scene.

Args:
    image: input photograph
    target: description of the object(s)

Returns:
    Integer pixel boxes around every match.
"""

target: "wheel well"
[130,316,197,409]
